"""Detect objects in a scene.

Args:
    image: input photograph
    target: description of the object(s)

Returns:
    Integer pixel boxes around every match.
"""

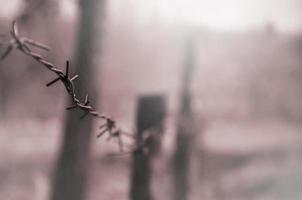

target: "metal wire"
[0,21,122,141]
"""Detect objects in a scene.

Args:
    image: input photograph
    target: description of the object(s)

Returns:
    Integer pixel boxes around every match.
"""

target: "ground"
[1,118,302,200]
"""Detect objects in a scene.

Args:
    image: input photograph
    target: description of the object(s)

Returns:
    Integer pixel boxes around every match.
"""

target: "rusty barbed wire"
[0,20,129,145]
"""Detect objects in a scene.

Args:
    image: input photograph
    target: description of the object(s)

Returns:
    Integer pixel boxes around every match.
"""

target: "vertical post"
[172,35,196,200]
[130,95,166,200]
[50,1,104,200]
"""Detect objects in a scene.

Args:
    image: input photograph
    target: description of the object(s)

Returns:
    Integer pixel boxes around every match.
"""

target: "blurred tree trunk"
[130,95,166,200]
[0,68,9,119]
[50,1,104,200]
[172,36,196,200]
[18,0,59,25]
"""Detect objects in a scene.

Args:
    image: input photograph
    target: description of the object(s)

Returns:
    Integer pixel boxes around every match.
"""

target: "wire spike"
[85,94,89,104]
[99,124,107,129]
[21,43,31,53]
[65,61,69,77]
[107,118,116,129]
[70,74,79,81]
[97,128,108,138]
[24,38,50,51]
[0,45,13,60]
[90,111,99,116]
[66,104,77,110]
[12,20,18,36]
[46,77,60,87]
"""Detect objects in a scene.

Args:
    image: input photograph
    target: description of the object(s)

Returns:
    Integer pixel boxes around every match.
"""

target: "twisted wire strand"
[0,21,122,141]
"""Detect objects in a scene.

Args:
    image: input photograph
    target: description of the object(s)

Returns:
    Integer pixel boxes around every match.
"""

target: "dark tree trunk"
[18,0,59,25]
[172,36,196,200]
[130,95,166,200]
[0,68,9,119]
[50,1,104,200]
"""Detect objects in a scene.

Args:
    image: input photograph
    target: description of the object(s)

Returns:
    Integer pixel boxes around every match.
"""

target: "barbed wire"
[0,20,133,149]
[105,127,164,157]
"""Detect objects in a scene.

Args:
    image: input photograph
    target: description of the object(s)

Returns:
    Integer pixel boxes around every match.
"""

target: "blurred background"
[1,0,302,200]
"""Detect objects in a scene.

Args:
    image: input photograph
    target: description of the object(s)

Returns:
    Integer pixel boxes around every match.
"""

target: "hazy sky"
[1,0,302,32]
[135,0,302,32]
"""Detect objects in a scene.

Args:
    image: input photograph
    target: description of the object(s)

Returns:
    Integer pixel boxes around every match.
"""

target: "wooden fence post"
[130,95,166,200]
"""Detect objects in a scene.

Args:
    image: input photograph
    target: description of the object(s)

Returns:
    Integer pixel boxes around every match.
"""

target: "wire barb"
[23,37,50,51]
[65,60,69,76]
[66,104,78,110]
[46,77,60,87]
[0,44,13,60]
